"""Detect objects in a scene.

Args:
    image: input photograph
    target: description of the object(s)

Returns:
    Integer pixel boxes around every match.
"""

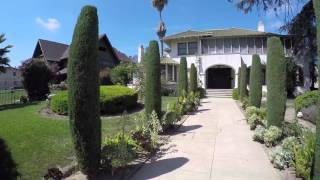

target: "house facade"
[160,26,294,89]
[0,67,23,90]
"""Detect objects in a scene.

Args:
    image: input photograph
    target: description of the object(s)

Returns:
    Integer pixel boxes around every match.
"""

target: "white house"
[0,67,23,90]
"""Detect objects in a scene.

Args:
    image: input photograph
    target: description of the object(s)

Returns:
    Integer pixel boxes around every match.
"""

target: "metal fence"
[0,89,26,106]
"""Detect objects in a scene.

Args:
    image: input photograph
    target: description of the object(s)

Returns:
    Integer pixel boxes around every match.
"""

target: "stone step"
[206,89,233,98]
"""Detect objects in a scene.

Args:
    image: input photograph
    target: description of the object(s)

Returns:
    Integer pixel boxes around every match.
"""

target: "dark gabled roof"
[33,39,68,62]
[163,28,280,41]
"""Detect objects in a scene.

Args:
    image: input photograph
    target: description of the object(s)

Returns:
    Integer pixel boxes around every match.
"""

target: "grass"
[161,96,178,111]
[0,96,177,179]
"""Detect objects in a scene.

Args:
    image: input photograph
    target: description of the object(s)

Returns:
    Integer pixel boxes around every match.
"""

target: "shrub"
[22,60,52,101]
[99,67,113,85]
[241,97,249,110]
[266,37,287,128]
[232,88,239,100]
[145,40,161,118]
[67,6,100,176]
[282,136,299,152]
[295,90,320,111]
[249,54,262,108]
[239,59,248,102]
[20,95,28,104]
[282,122,303,137]
[293,131,316,180]
[178,57,188,96]
[270,146,293,170]
[189,63,198,93]
[264,126,282,147]
[50,85,138,115]
[197,87,206,98]
[245,106,266,119]
[253,125,266,143]
[0,138,20,179]
[110,62,137,85]
[237,67,241,94]
[149,111,162,150]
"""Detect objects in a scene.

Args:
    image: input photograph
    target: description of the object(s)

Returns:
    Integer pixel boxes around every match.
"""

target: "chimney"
[138,45,144,63]
[257,21,265,32]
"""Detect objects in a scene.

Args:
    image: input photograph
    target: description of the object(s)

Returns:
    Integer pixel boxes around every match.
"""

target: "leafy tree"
[152,0,168,56]
[0,34,12,73]
[178,57,188,96]
[145,40,162,118]
[67,6,101,177]
[239,59,248,102]
[189,63,198,92]
[249,55,262,108]
[22,60,52,101]
[0,138,20,180]
[111,62,137,85]
[266,37,287,128]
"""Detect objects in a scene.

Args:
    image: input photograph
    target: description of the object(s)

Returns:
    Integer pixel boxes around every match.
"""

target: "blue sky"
[1,0,302,67]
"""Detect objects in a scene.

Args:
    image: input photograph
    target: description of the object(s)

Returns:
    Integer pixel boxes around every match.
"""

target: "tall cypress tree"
[178,57,188,96]
[237,67,241,94]
[239,59,248,102]
[189,63,198,93]
[145,40,161,118]
[249,54,262,108]
[67,6,101,176]
[266,37,287,128]
[313,0,320,178]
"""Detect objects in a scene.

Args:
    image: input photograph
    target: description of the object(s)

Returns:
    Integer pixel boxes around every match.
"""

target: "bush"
[253,125,266,143]
[264,126,283,147]
[67,5,100,176]
[239,59,248,102]
[178,57,188,96]
[197,87,206,98]
[266,37,287,128]
[241,97,249,110]
[232,88,239,100]
[295,90,320,111]
[245,106,266,130]
[0,138,20,179]
[145,40,161,118]
[293,131,316,180]
[270,146,293,170]
[99,67,113,85]
[22,60,53,101]
[282,122,303,137]
[110,62,137,85]
[189,63,198,93]
[50,85,138,115]
[249,54,262,108]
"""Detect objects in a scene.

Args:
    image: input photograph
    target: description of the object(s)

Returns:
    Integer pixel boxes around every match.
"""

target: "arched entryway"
[206,65,235,89]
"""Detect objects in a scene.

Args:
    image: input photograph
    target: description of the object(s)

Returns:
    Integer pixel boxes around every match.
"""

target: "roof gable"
[33,39,68,62]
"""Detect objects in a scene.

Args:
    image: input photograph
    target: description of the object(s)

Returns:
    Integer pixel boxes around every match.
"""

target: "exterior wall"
[0,68,23,90]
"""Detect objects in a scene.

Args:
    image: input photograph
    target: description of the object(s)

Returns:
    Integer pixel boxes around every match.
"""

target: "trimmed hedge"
[249,54,262,108]
[178,57,188,96]
[189,63,198,92]
[240,59,248,102]
[295,90,320,111]
[51,85,138,115]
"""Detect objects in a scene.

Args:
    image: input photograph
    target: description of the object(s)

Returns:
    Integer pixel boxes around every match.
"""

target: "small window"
[216,39,224,54]
[248,38,255,54]
[262,38,267,54]
[224,39,232,54]
[178,43,187,56]
[201,39,208,54]
[255,38,263,54]
[240,38,248,54]
[188,42,198,55]
[232,38,240,53]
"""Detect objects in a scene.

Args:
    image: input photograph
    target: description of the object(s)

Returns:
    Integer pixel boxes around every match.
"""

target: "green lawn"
[0,96,177,179]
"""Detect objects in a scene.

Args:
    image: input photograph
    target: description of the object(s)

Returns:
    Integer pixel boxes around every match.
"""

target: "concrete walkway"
[131,96,281,180]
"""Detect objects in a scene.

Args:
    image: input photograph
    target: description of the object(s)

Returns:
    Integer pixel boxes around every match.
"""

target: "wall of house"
[0,68,23,90]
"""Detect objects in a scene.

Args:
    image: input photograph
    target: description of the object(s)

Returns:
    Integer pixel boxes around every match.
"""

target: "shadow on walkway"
[132,157,189,179]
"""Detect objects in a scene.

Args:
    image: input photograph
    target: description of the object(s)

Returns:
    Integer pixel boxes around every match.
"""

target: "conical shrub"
[67,6,101,176]
[240,59,248,102]
[266,37,287,128]
[178,57,188,96]
[145,40,161,118]
[189,63,198,92]
[249,54,262,108]
[237,67,241,94]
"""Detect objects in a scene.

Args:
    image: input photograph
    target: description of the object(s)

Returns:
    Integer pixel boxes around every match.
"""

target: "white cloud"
[36,17,61,32]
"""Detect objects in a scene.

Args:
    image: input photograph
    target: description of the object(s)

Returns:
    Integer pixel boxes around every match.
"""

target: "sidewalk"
[131,97,280,180]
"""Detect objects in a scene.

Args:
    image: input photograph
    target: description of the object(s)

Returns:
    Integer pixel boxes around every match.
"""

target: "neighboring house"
[28,34,129,82]
[0,67,23,90]
[154,23,296,89]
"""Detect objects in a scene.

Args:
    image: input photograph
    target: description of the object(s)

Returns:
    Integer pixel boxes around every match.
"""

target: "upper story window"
[240,38,248,54]
[232,39,240,53]
[224,39,232,53]
[177,42,198,56]
[255,38,263,54]
[13,72,16,76]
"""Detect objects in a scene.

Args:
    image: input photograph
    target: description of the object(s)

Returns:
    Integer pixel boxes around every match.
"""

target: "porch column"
[165,64,168,81]
[172,65,175,81]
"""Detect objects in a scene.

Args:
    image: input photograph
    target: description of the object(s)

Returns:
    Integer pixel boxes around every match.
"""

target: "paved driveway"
[131,97,280,180]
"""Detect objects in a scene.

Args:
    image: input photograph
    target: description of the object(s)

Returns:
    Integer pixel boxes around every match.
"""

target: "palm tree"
[152,0,168,57]
[0,34,12,73]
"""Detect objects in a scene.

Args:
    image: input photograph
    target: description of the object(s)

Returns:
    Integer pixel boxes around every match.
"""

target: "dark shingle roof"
[163,28,279,41]
[37,39,68,61]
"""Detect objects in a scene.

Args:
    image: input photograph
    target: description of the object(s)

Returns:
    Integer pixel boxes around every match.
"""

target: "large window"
[255,38,263,54]
[224,39,232,53]
[216,39,224,54]
[178,43,187,56]
[232,38,240,53]
[262,38,267,54]
[188,42,198,55]
[208,39,216,54]
[248,38,255,54]
[240,38,248,54]
[201,39,208,54]
[177,42,198,56]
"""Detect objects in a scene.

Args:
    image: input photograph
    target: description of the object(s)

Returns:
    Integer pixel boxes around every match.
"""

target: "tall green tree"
[189,63,198,92]
[237,67,241,94]
[266,37,287,128]
[0,34,12,73]
[67,6,101,176]
[249,55,262,108]
[239,59,248,102]
[145,40,162,118]
[152,0,168,57]
[178,57,188,96]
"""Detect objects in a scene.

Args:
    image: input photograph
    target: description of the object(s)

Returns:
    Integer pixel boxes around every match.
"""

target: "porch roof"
[161,57,179,65]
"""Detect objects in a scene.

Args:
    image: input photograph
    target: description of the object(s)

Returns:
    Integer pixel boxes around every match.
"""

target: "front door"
[207,68,232,89]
